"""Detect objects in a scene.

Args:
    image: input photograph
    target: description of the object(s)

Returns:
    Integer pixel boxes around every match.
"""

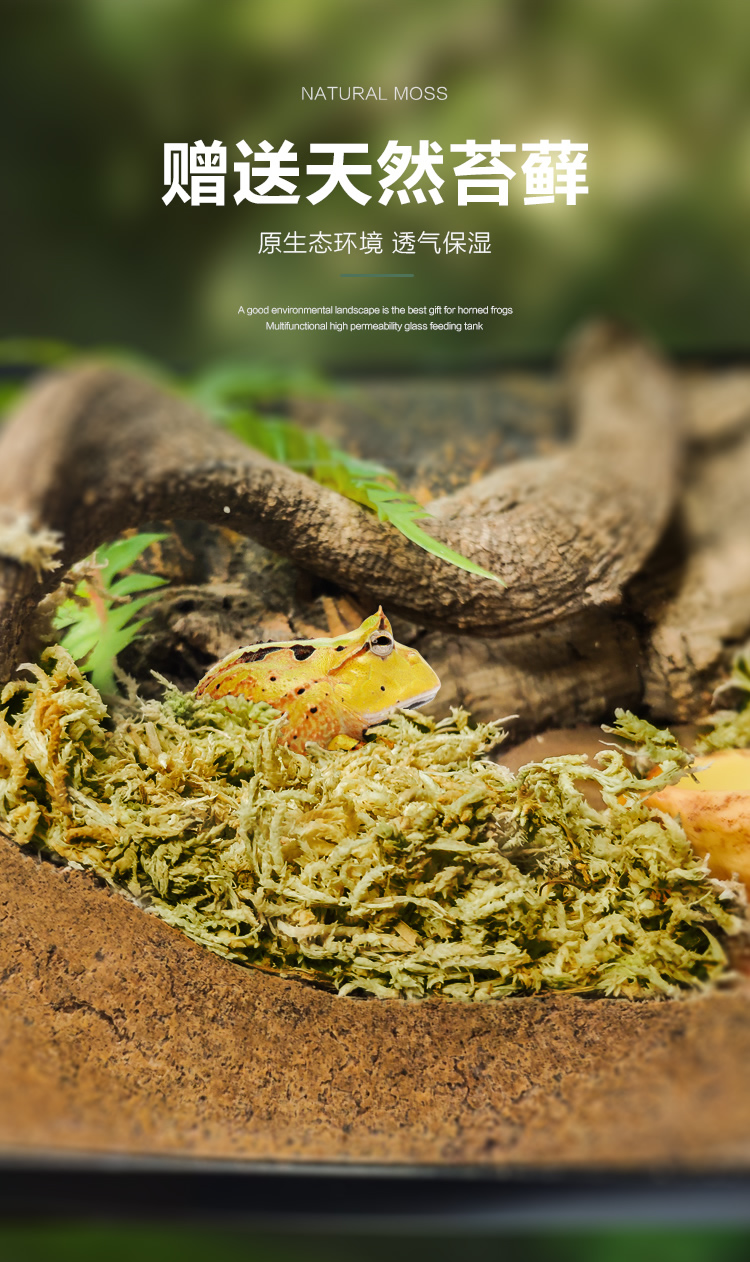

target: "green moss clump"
[697,651,750,752]
[0,648,742,1000]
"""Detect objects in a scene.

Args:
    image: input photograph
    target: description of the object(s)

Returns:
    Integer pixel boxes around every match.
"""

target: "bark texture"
[0,325,681,683]
[640,421,750,720]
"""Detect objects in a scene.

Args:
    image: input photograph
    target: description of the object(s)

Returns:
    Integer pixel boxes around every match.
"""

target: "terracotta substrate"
[2,829,750,1171]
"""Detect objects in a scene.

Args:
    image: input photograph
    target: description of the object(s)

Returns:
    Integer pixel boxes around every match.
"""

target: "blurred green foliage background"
[4,0,750,372]
[3,1221,750,1262]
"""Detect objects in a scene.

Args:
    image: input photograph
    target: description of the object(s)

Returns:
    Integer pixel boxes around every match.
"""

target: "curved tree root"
[0,324,682,683]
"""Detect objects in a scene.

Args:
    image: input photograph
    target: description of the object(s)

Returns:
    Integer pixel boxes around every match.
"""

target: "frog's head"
[332,608,440,725]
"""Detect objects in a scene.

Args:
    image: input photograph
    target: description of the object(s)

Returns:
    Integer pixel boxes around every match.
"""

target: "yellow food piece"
[327,734,360,751]
[648,749,750,889]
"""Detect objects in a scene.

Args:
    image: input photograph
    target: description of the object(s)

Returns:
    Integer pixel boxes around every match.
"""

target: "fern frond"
[224,411,504,585]
[1,343,505,586]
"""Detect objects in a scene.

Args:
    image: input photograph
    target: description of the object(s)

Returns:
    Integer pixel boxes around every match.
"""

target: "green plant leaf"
[53,532,167,695]
[0,382,26,418]
[108,572,168,598]
[3,341,505,587]
[52,604,101,657]
[223,410,504,585]
[358,482,502,583]
[186,368,503,584]
[97,531,167,576]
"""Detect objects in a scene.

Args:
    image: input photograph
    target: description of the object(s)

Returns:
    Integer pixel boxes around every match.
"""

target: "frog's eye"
[368,632,395,659]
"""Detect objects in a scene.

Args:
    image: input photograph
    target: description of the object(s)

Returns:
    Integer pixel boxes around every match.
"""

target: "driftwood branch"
[641,419,750,719]
[0,325,681,683]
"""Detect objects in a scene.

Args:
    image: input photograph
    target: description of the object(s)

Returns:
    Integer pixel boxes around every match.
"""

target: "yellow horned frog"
[195,608,441,752]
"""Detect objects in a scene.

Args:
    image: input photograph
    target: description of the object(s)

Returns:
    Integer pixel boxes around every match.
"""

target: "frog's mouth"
[401,686,441,711]
[363,685,441,726]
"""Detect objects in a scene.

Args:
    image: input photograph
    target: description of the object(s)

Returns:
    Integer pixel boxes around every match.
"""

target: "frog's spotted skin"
[195,608,440,751]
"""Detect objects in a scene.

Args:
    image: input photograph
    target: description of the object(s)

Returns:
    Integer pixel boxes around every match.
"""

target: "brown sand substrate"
[2,828,750,1171]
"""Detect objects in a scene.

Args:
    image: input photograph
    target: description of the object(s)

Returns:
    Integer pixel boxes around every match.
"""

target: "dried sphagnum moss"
[0,647,742,999]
